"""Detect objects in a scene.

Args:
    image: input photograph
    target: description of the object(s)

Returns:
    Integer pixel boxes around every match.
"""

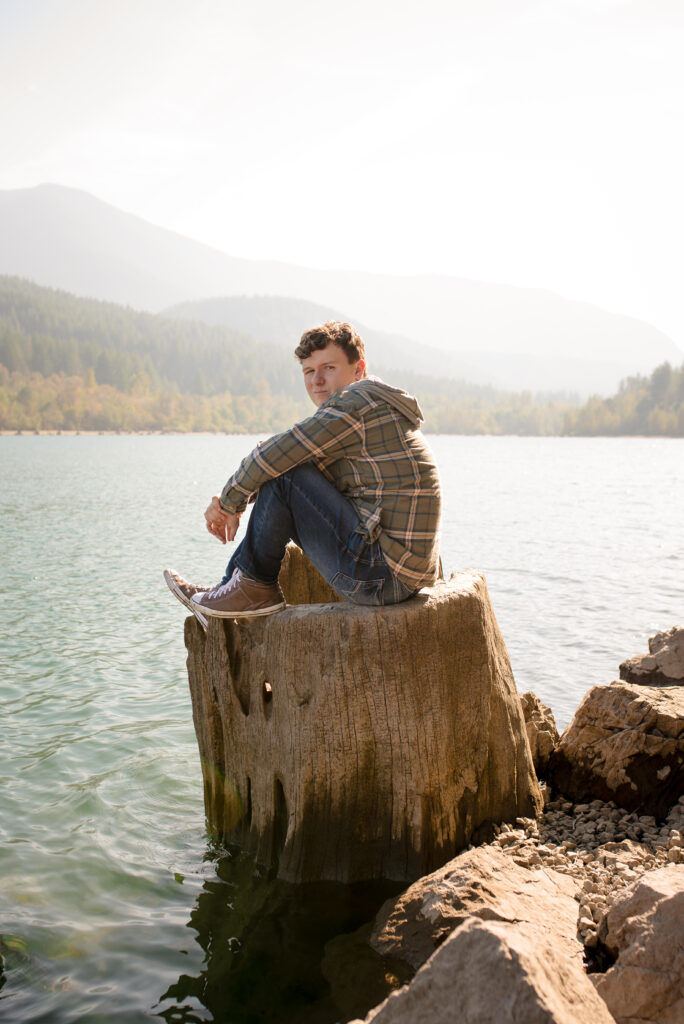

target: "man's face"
[301,343,366,407]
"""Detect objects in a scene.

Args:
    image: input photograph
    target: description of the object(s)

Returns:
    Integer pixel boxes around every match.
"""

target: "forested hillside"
[0,277,312,431]
[3,185,681,399]
[0,276,304,399]
[1,277,682,435]
[563,362,684,436]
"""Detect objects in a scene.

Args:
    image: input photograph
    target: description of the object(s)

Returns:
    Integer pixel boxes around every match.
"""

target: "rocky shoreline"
[492,792,684,955]
[349,626,684,1024]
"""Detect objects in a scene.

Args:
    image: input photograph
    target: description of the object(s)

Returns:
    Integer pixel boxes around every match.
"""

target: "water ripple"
[1,434,682,1023]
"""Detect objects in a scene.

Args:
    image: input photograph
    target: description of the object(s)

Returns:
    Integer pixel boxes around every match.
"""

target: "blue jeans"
[222,463,416,606]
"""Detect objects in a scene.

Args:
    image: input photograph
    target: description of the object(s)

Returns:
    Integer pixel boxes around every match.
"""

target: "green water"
[1,434,682,1021]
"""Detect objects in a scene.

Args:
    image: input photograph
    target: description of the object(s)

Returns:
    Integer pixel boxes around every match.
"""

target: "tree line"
[1,276,682,435]
[562,362,684,436]
[0,366,309,434]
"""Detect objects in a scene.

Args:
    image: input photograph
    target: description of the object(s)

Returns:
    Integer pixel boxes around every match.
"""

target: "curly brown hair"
[294,321,366,366]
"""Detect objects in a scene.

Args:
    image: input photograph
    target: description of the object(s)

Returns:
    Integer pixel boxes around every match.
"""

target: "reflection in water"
[155,847,411,1024]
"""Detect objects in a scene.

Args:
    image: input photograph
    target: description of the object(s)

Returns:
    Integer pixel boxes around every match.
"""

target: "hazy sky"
[1,0,683,346]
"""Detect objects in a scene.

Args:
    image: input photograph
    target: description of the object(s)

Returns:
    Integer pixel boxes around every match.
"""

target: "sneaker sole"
[192,600,287,619]
[190,606,209,631]
[164,570,209,631]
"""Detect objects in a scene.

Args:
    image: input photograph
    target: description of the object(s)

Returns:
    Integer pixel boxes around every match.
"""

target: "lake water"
[1,434,682,1023]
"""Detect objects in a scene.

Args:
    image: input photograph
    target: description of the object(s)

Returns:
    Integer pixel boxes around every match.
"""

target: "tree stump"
[184,547,541,883]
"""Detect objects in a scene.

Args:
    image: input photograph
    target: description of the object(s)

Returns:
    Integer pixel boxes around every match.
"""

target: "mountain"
[0,275,303,400]
[163,294,666,398]
[163,295,496,388]
[1,183,680,394]
[2,277,680,437]
[0,276,572,435]
[0,275,501,406]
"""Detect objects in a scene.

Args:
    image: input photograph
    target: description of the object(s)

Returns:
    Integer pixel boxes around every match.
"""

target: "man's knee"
[269,462,327,499]
[287,462,326,485]
[254,464,327,518]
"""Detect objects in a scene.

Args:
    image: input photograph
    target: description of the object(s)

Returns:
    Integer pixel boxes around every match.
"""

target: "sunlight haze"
[1,0,683,346]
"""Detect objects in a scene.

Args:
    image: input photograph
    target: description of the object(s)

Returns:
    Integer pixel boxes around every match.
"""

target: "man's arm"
[217,400,363,515]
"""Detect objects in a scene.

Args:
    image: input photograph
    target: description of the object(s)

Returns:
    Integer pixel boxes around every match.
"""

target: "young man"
[164,321,441,621]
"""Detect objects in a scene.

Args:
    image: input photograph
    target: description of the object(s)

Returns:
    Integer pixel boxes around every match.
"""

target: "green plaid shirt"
[220,377,442,588]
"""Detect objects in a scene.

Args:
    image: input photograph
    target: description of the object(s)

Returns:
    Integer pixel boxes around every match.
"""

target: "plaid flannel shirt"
[219,377,442,589]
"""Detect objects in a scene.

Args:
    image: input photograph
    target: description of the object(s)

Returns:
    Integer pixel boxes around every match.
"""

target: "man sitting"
[165,321,441,621]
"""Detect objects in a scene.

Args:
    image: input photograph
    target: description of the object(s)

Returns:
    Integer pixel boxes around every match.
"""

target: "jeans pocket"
[393,577,418,603]
[331,572,385,606]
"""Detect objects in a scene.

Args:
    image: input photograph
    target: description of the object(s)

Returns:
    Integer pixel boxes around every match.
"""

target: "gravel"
[488,789,684,951]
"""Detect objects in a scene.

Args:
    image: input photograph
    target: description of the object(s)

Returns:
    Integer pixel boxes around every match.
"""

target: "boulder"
[352,918,614,1024]
[620,627,684,687]
[184,558,541,883]
[321,923,413,1023]
[592,865,684,1024]
[547,681,684,819]
[521,691,560,776]
[370,844,582,969]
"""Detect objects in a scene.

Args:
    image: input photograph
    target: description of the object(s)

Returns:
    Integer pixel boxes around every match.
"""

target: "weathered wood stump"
[185,547,541,883]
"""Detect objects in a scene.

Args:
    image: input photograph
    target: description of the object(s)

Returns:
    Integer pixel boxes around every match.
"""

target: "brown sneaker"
[163,568,210,629]
[192,569,286,619]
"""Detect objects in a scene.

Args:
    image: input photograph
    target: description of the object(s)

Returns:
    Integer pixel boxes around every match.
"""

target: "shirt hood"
[348,376,424,427]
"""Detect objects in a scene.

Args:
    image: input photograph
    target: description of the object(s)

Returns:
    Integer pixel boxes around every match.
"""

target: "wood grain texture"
[185,550,541,883]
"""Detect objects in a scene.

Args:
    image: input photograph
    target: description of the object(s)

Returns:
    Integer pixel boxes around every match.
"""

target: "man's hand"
[204,496,241,544]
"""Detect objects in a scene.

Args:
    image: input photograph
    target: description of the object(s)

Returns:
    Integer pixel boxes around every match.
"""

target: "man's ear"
[354,359,366,381]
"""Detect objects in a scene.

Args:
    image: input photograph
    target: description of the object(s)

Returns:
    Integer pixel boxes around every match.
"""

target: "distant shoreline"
[3,429,682,440]
[0,429,254,437]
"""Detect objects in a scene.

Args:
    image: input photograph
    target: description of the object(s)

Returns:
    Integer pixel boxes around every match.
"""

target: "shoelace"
[206,569,241,599]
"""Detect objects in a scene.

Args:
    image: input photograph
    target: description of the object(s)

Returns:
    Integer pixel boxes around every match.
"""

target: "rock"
[592,865,684,1024]
[547,681,684,818]
[620,626,684,686]
[370,845,582,970]
[184,562,541,883]
[353,918,615,1024]
[321,923,413,1023]
[595,839,654,870]
[521,691,560,776]
[498,830,523,847]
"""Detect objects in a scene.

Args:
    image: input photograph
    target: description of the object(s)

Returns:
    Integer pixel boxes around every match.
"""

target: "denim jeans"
[222,463,416,606]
